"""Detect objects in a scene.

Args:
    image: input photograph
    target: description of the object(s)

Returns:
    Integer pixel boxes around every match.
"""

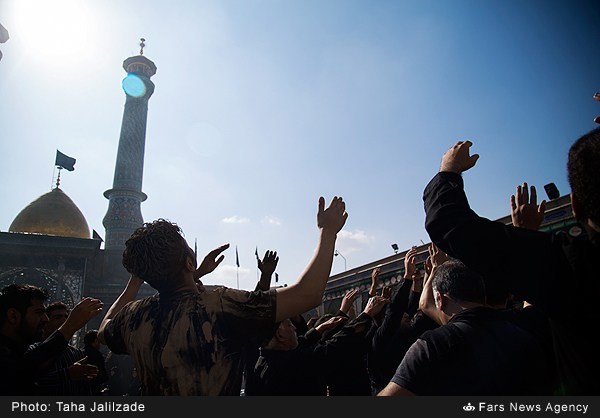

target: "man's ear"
[276,325,285,338]
[6,307,21,325]
[184,256,196,273]
[571,192,600,232]
[433,289,442,310]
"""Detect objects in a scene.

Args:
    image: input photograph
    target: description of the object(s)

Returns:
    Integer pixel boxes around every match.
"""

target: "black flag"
[55,150,76,171]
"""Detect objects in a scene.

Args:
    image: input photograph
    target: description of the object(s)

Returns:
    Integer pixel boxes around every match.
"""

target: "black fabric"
[314,312,374,396]
[423,171,600,394]
[245,328,326,396]
[392,307,550,395]
[0,331,68,395]
[368,278,436,394]
[32,344,92,396]
[84,345,108,395]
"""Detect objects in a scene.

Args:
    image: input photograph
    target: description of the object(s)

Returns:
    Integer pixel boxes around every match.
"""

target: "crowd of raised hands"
[244,110,600,395]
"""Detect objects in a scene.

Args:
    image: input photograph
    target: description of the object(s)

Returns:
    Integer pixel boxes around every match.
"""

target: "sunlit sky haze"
[1,0,599,291]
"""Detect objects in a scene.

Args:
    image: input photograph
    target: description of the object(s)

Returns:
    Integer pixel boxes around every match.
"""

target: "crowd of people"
[1,113,599,396]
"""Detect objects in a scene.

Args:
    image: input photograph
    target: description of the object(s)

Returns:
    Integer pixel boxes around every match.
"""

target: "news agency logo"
[463,403,475,412]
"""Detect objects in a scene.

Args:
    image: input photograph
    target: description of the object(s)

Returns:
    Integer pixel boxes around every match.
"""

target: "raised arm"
[403,247,418,281]
[194,244,229,281]
[369,267,381,297]
[255,250,279,291]
[57,297,104,341]
[275,196,348,322]
[424,140,559,311]
[97,276,144,345]
[338,289,359,317]
[419,244,447,325]
[439,140,479,174]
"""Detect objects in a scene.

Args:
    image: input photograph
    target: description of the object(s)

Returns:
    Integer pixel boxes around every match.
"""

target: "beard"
[16,320,45,344]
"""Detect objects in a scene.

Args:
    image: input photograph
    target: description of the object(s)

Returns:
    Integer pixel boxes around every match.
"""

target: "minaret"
[102,38,156,283]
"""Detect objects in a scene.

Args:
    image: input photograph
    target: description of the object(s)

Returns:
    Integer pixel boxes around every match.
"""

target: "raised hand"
[340,289,359,315]
[256,250,279,291]
[381,285,392,299]
[315,316,347,334]
[510,182,546,230]
[194,243,229,281]
[369,267,381,296]
[424,255,433,276]
[403,246,418,279]
[59,297,103,340]
[258,250,279,277]
[317,196,348,234]
[418,265,443,325]
[428,242,448,268]
[440,140,480,174]
[594,92,600,124]
[363,295,391,318]
[67,297,103,329]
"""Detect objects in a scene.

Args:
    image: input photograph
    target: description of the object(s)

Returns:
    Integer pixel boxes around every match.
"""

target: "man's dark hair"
[46,300,68,316]
[568,126,600,226]
[0,284,49,328]
[122,219,190,292]
[432,260,486,304]
[84,329,99,346]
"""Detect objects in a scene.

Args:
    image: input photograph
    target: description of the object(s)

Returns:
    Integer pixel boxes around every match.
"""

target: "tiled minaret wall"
[102,51,156,284]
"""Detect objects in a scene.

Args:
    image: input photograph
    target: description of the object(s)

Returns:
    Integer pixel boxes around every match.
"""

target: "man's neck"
[0,328,16,340]
[0,328,30,348]
[160,274,199,298]
[447,301,486,319]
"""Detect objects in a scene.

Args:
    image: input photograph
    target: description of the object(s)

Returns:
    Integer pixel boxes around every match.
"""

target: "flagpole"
[255,246,259,281]
[55,167,62,189]
[51,165,57,190]
[235,245,240,289]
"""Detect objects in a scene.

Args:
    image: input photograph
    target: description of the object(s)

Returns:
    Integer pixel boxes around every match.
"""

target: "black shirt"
[391,307,550,395]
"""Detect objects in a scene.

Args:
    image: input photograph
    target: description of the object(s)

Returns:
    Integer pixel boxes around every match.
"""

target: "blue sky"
[1,0,599,291]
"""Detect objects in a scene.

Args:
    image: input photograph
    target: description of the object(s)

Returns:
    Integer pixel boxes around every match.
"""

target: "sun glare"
[9,0,99,66]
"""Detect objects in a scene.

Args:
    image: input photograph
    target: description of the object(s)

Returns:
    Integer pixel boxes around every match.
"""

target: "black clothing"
[32,343,93,395]
[245,328,326,396]
[84,345,108,395]
[423,171,600,394]
[315,312,375,396]
[247,312,376,396]
[391,307,550,395]
[503,305,558,391]
[0,331,68,395]
[406,289,421,318]
[368,278,420,394]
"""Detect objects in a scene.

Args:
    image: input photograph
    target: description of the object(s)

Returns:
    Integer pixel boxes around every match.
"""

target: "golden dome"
[9,187,91,239]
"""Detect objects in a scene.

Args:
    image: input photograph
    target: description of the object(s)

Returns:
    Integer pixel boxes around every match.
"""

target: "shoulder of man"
[419,321,470,356]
